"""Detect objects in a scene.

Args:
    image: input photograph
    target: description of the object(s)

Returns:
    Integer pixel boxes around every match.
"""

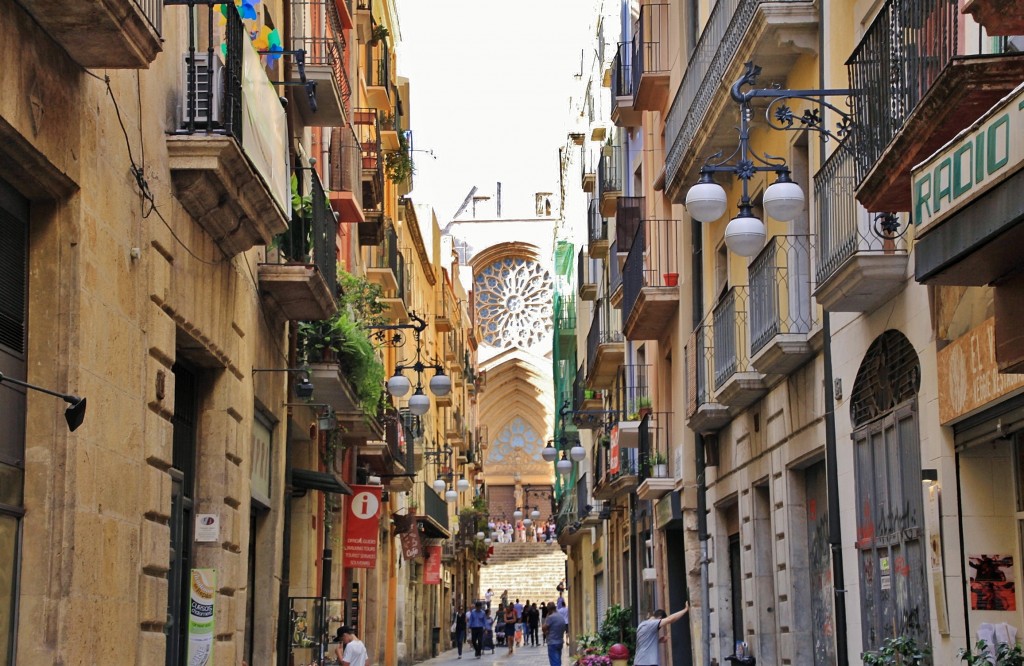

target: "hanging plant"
[369,24,389,46]
[385,132,415,184]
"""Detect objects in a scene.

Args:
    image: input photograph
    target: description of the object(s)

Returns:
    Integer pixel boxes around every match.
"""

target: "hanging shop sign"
[424,545,442,585]
[187,569,217,665]
[913,83,1024,237]
[609,425,621,475]
[400,529,422,560]
[343,485,382,569]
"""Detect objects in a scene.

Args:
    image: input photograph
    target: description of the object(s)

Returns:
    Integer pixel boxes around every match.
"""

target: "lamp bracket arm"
[760,92,858,143]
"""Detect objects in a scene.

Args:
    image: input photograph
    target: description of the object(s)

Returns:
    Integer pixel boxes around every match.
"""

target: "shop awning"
[417,516,450,540]
[292,469,353,495]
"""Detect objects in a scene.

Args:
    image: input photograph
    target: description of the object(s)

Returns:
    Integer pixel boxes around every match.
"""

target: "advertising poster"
[609,424,621,475]
[187,568,217,666]
[970,554,1016,611]
[343,485,382,569]
[424,545,442,584]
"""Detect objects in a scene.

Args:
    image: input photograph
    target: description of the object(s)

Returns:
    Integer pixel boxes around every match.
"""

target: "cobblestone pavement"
[413,640,566,666]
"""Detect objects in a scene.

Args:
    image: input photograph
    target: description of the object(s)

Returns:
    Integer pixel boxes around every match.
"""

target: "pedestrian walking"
[503,603,518,655]
[528,602,540,646]
[542,602,567,666]
[468,601,488,659]
[334,625,368,666]
[633,603,690,666]
[452,606,467,659]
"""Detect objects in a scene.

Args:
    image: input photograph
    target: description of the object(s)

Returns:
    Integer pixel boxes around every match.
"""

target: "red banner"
[343,485,382,569]
[424,545,442,584]
[609,424,621,474]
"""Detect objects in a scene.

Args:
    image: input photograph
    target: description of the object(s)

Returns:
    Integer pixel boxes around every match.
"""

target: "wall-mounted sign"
[609,425,621,475]
[195,514,220,543]
[187,569,216,665]
[342,485,382,569]
[937,317,1024,424]
[424,545,442,584]
[251,418,272,507]
[913,83,1024,237]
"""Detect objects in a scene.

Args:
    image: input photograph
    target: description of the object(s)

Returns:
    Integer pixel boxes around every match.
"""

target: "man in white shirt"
[335,625,368,666]
[633,603,689,666]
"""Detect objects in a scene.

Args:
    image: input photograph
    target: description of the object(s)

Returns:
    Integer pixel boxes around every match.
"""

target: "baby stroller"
[483,626,495,654]
[495,625,505,647]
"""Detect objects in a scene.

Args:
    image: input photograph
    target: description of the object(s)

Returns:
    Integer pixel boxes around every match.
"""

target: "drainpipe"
[696,432,710,666]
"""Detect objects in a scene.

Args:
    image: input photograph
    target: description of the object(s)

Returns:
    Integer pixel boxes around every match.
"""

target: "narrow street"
[418,643,565,666]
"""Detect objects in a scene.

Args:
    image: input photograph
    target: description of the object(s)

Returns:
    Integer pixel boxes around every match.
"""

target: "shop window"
[851,330,927,653]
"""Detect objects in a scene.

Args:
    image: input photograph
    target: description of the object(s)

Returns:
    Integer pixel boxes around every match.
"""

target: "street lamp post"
[374,312,451,416]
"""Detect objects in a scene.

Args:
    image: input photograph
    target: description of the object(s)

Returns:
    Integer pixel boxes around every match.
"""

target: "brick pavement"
[413,640,566,666]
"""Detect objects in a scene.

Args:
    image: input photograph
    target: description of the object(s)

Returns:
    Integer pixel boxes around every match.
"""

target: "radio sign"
[913,83,1024,236]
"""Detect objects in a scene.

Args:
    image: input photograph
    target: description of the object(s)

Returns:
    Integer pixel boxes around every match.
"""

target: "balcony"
[573,363,605,430]
[598,145,622,216]
[291,0,351,127]
[637,412,673,501]
[712,287,766,409]
[609,240,624,309]
[663,0,817,201]
[435,286,456,333]
[167,6,289,257]
[847,0,1024,211]
[632,4,670,111]
[577,248,598,302]
[258,170,338,321]
[365,38,392,111]
[586,302,625,389]
[445,410,465,446]
[328,126,364,224]
[581,149,597,193]
[353,108,385,220]
[20,0,162,68]
[588,199,611,260]
[615,197,645,255]
[379,106,401,151]
[361,415,412,491]
[610,363,650,423]
[813,144,908,313]
[685,323,730,434]
[365,224,400,292]
[622,219,681,341]
[611,42,641,127]
[376,242,410,321]
[555,296,577,357]
[592,445,639,501]
[748,235,815,376]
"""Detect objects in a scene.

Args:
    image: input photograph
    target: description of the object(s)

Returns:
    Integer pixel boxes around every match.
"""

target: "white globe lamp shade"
[429,372,452,397]
[456,478,470,492]
[432,478,447,494]
[408,390,430,416]
[685,178,728,223]
[445,489,458,503]
[763,178,805,221]
[484,538,492,545]
[570,445,586,462]
[476,531,485,540]
[556,458,573,476]
[523,518,532,527]
[513,509,523,520]
[530,509,541,520]
[490,531,498,540]
[541,445,558,463]
[725,214,767,257]
[386,373,411,398]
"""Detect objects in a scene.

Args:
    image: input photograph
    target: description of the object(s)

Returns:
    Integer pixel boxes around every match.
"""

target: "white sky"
[395,0,597,222]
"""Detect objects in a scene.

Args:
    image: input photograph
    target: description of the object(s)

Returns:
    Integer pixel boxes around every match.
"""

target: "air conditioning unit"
[180,52,224,127]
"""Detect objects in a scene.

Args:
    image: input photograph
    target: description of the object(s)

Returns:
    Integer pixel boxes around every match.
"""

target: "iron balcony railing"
[611,363,650,420]
[556,296,577,331]
[846,0,959,183]
[271,168,337,298]
[181,4,244,139]
[611,42,634,102]
[749,235,813,355]
[366,38,392,94]
[423,482,449,532]
[586,300,624,380]
[712,286,751,389]
[637,412,670,482]
[598,144,622,195]
[588,198,607,245]
[622,219,681,321]
[615,196,644,254]
[632,3,669,92]
[608,240,622,295]
[329,125,363,209]
[385,413,412,470]
[813,142,907,286]
[664,0,813,191]
[687,320,715,417]
[136,0,162,36]
[574,362,587,413]
[352,108,384,210]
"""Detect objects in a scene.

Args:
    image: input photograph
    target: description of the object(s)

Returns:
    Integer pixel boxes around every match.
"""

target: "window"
[0,178,28,666]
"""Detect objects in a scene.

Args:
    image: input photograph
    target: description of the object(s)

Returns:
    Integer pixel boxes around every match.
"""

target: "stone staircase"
[478,542,567,606]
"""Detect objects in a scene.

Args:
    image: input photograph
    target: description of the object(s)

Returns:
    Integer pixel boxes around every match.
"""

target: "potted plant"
[385,133,415,183]
[380,112,396,131]
[635,396,652,418]
[662,272,679,287]
[649,452,668,478]
[369,24,389,46]
[361,142,378,170]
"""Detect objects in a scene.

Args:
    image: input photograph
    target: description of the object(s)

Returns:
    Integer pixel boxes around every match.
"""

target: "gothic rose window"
[474,257,553,349]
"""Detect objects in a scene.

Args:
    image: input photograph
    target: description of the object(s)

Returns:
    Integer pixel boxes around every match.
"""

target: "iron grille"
[850,330,921,428]
[0,192,27,355]
[748,235,813,355]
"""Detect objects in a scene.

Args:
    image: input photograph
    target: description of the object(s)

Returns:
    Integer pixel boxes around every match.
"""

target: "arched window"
[850,330,928,653]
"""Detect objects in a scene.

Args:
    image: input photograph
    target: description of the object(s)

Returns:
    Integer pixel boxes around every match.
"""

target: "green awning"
[292,469,353,495]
